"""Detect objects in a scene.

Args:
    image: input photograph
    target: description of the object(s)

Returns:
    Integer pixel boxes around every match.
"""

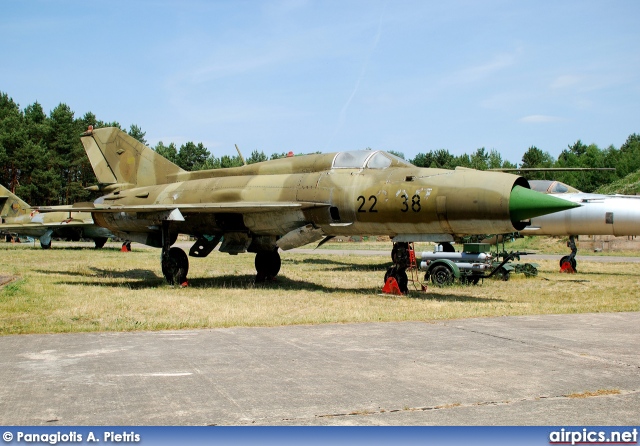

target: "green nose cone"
[509,185,580,222]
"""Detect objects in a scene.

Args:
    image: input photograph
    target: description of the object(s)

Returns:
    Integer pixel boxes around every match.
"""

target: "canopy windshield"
[529,180,581,194]
[332,151,413,169]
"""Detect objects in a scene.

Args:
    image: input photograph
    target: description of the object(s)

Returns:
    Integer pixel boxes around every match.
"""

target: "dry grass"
[0,241,639,335]
[564,389,622,398]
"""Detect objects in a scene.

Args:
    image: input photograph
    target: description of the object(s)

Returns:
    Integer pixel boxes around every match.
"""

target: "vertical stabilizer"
[0,185,31,218]
[81,127,185,188]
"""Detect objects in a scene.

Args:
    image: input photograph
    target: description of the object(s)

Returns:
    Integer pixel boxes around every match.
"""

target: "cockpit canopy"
[529,180,581,194]
[332,151,412,169]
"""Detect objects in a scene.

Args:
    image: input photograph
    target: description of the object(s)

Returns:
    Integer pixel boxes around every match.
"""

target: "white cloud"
[519,115,563,123]
[447,50,520,85]
[551,75,581,89]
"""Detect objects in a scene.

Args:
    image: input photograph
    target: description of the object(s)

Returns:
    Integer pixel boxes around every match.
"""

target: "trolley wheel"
[430,264,454,286]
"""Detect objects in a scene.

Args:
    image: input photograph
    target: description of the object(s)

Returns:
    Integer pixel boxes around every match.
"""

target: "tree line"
[1,91,638,206]
[409,135,640,193]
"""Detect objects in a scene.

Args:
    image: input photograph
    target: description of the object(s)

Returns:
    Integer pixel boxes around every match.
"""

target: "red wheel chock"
[560,262,576,274]
[382,277,403,295]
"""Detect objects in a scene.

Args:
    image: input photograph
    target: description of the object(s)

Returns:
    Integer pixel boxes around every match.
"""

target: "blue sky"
[1,0,638,164]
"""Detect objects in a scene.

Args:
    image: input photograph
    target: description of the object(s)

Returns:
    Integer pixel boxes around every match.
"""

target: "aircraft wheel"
[391,242,409,265]
[161,247,189,285]
[41,240,51,249]
[94,237,108,249]
[430,264,454,286]
[394,270,408,294]
[384,267,409,294]
[438,242,455,253]
[559,256,577,271]
[255,250,281,282]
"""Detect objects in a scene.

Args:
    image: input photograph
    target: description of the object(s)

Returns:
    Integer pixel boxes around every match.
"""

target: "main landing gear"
[255,249,281,282]
[162,246,189,285]
[161,222,189,286]
[158,226,283,286]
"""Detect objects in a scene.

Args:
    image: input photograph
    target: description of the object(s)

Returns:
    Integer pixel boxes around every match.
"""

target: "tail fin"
[81,127,185,189]
[0,185,31,218]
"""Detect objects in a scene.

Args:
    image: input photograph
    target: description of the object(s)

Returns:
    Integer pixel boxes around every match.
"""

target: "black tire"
[559,256,577,271]
[391,242,410,267]
[384,267,408,294]
[41,240,51,249]
[161,247,189,285]
[439,242,455,253]
[430,264,454,286]
[395,269,408,294]
[94,237,108,249]
[255,250,281,282]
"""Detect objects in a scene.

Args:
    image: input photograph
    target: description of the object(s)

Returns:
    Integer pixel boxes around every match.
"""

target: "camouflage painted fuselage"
[0,185,112,242]
[79,128,538,253]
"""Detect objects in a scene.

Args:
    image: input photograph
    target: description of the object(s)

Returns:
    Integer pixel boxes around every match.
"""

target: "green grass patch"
[0,241,638,335]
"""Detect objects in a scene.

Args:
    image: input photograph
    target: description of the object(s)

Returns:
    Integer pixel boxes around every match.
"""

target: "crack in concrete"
[312,388,640,421]
[442,324,640,369]
[227,389,640,425]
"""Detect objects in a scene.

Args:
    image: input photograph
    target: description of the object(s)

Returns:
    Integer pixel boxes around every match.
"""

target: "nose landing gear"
[383,242,413,294]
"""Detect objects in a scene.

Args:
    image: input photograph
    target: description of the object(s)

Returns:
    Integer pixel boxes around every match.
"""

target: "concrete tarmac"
[1,312,638,426]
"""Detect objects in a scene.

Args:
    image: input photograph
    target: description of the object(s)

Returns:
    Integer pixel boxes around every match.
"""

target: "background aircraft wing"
[37,202,330,214]
[0,220,93,231]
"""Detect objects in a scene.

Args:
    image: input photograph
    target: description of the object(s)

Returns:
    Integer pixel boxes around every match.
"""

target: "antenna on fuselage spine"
[235,144,246,166]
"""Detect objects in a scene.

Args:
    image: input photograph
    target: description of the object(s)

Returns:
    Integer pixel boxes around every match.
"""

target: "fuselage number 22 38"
[356,193,422,213]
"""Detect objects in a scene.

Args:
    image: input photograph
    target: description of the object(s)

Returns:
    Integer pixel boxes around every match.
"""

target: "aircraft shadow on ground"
[71,280,501,303]
[292,257,391,271]
[566,270,639,278]
[29,246,126,252]
[37,266,369,292]
[34,267,159,280]
[36,266,505,300]
[34,267,164,290]
[404,290,506,303]
[52,273,376,293]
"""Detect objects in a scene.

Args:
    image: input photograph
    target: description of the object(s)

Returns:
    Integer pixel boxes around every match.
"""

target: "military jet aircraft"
[0,185,114,249]
[40,127,578,290]
[520,179,640,270]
